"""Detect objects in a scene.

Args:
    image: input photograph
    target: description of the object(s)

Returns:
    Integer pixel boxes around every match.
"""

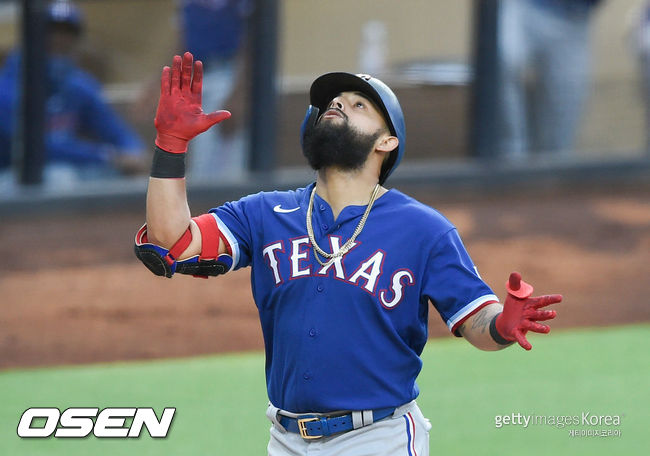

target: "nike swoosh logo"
[273,205,300,214]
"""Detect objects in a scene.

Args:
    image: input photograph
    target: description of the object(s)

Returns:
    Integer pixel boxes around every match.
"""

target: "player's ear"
[375,134,398,154]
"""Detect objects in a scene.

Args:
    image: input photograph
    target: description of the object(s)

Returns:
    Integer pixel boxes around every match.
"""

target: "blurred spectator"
[629,0,650,154]
[0,0,147,189]
[179,0,253,181]
[497,0,603,160]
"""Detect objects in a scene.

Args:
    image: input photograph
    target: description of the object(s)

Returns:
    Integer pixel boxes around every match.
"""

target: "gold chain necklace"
[306,183,381,267]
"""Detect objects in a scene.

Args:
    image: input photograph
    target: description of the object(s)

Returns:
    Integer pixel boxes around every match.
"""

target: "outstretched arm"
[146,52,231,257]
[459,272,562,351]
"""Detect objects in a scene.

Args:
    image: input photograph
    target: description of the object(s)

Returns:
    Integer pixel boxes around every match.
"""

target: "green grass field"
[0,324,646,455]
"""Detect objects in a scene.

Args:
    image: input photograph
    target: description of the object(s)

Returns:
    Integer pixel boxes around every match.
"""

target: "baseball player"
[135,52,562,455]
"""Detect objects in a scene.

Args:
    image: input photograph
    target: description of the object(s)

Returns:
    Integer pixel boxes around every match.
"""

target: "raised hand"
[154,52,231,153]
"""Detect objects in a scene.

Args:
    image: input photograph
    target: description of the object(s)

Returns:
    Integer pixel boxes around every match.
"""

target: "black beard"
[302,117,381,172]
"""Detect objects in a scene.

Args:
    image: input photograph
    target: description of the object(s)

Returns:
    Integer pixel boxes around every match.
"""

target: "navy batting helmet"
[300,72,406,184]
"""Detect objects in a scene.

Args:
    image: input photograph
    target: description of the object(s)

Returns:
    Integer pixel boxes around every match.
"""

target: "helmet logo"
[356,74,372,81]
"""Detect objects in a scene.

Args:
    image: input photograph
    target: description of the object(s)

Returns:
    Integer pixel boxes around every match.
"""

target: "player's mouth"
[321,108,347,121]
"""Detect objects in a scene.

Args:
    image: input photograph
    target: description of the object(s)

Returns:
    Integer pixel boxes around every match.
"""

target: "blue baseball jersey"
[210,183,497,413]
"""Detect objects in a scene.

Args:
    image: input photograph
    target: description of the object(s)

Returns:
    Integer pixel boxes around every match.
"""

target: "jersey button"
[303,372,311,380]
[319,204,325,211]
[309,328,317,337]
[322,224,328,231]
[316,284,324,292]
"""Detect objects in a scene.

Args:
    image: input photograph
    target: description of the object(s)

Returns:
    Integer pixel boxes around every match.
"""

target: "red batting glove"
[154,52,231,153]
[495,272,562,350]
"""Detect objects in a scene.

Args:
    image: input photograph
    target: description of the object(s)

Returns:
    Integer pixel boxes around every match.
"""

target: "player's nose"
[328,98,344,111]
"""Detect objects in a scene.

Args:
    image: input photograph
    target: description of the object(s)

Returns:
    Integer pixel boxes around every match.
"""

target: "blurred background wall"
[0,0,648,186]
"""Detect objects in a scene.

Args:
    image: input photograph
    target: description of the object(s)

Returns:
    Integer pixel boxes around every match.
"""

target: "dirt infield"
[1,184,649,369]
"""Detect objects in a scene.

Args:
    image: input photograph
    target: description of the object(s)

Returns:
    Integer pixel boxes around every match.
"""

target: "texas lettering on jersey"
[262,236,415,309]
